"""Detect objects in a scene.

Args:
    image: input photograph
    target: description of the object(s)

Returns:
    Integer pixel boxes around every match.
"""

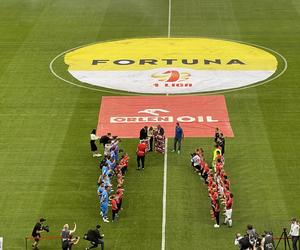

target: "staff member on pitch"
[139,126,148,140]
[289,217,300,250]
[90,129,102,157]
[172,122,184,154]
[136,140,146,170]
[61,222,77,242]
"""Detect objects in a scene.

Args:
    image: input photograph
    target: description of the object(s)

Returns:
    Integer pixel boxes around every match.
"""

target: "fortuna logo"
[110,109,219,123]
[64,38,280,94]
[151,70,191,82]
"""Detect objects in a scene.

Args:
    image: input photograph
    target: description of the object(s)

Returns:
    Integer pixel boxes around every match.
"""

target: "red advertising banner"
[97,95,234,138]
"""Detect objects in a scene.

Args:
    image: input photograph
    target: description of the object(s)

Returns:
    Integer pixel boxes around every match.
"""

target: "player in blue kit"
[100,185,110,223]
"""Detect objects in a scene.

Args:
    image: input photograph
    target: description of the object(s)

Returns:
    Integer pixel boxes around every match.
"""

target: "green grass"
[0,0,300,249]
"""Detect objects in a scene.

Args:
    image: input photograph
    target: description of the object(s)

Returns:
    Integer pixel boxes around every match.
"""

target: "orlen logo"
[97,96,234,138]
[152,70,190,82]
[63,38,283,94]
[110,108,219,124]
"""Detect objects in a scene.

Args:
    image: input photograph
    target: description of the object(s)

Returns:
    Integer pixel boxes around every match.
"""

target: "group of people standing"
[234,219,299,250]
[31,218,104,250]
[61,223,105,250]
[190,127,233,228]
[96,133,127,223]
[136,124,166,169]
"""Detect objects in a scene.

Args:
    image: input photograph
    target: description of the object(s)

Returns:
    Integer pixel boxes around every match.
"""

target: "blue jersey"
[97,185,105,196]
[103,177,111,188]
[175,126,183,139]
[106,159,115,170]
[101,189,109,204]
[114,145,119,161]
[102,165,108,176]
[110,150,116,161]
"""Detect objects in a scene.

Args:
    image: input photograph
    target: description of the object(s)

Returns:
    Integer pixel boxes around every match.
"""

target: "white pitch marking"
[168,0,172,38]
[161,138,168,250]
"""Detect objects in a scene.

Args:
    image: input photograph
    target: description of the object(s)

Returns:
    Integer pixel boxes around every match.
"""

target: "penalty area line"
[161,138,168,250]
[168,0,172,38]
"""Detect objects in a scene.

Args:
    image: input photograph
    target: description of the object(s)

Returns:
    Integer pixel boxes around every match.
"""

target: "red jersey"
[137,143,146,156]
[203,163,210,173]
[224,179,230,190]
[226,197,233,209]
[116,188,124,200]
[111,199,118,210]
[119,155,129,167]
[207,177,214,187]
[212,200,220,212]
[216,162,223,173]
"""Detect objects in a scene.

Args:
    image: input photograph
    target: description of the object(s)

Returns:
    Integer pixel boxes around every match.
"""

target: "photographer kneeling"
[62,234,80,250]
[234,233,251,250]
[84,225,104,250]
[261,231,274,250]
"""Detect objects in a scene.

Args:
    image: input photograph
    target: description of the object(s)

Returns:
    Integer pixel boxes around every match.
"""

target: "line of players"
[190,128,233,228]
[96,135,129,223]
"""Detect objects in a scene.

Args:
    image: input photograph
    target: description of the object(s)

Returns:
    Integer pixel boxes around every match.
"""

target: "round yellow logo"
[62,38,283,94]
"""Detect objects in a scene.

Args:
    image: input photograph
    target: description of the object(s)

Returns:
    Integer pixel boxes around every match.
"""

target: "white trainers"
[214,224,220,228]
[103,217,110,223]
[96,153,102,157]
[177,150,180,154]
[171,150,175,152]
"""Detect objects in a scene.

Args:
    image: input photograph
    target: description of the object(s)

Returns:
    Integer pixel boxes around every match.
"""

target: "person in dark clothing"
[237,235,252,250]
[261,231,275,250]
[217,133,225,155]
[247,224,258,248]
[62,234,80,250]
[61,223,76,243]
[31,218,46,250]
[147,126,154,151]
[99,133,112,148]
[172,122,184,154]
[214,127,221,143]
[85,225,104,250]
[139,126,148,140]
[157,124,165,136]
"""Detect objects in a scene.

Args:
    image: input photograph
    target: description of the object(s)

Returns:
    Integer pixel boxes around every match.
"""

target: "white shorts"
[225,208,232,219]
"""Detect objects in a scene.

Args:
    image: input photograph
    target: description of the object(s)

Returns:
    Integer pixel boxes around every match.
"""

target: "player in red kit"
[224,193,233,227]
[136,141,147,170]
[111,195,118,222]
[212,199,220,228]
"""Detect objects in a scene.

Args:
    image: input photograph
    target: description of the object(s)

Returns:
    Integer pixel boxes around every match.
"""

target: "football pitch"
[1,0,300,249]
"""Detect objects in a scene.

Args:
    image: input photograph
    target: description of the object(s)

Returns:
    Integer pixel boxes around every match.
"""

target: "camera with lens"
[83,233,89,241]
[42,225,50,232]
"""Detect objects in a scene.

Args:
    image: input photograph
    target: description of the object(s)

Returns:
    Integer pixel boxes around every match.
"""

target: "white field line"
[168,0,172,38]
[161,138,168,250]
